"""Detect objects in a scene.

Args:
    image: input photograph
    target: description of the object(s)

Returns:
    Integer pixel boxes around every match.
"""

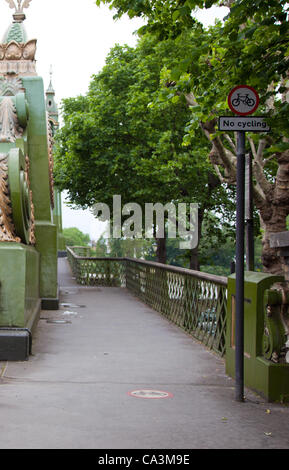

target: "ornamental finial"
[5,0,32,22]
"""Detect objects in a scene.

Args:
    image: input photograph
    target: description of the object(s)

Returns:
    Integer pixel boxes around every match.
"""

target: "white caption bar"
[219,116,270,132]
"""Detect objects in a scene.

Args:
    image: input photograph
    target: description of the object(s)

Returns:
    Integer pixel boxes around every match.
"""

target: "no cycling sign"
[219,116,271,132]
[218,85,271,403]
[218,85,270,132]
[228,85,259,115]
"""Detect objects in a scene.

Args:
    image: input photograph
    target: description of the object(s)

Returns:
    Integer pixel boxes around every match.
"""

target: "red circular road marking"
[128,389,174,399]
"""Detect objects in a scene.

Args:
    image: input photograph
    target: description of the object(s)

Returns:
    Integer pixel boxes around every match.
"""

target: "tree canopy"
[54,36,216,207]
[55,0,289,274]
[93,0,289,275]
[63,227,90,247]
[54,34,232,266]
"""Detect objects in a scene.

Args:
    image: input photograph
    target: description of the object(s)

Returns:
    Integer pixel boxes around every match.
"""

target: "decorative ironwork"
[25,155,35,244]
[67,247,126,288]
[5,0,32,19]
[1,2,37,76]
[0,96,23,142]
[0,40,36,60]
[0,152,20,242]
[46,115,54,208]
[0,149,35,244]
[67,247,228,357]
[0,76,24,96]
[5,0,32,11]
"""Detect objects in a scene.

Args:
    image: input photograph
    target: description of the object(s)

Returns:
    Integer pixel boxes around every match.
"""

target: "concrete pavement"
[0,258,288,449]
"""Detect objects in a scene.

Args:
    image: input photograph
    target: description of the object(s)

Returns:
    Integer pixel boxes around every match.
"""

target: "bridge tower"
[45,67,66,254]
[0,0,59,360]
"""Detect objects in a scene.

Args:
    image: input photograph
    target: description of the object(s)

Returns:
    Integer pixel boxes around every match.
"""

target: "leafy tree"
[63,227,90,247]
[92,234,108,256]
[92,234,158,259]
[54,36,230,267]
[95,0,289,276]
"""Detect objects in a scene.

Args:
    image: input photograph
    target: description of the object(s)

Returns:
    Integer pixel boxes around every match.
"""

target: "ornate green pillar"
[0,1,59,360]
[226,272,289,402]
[45,67,66,253]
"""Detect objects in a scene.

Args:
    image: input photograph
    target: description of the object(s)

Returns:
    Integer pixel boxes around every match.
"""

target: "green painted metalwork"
[0,243,40,328]
[67,246,228,357]
[8,148,31,244]
[15,93,29,128]
[46,70,65,254]
[5,22,27,43]
[0,4,60,360]
[263,290,287,361]
[226,272,289,402]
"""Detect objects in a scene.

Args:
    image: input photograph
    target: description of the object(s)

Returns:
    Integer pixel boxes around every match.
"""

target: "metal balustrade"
[67,246,228,357]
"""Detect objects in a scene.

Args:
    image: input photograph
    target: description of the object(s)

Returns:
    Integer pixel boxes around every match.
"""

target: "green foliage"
[254,236,263,272]
[57,0,289,271]
[95,0,289,145]
[92,234,108,256]
[63,227,90,247]
[92,235,157,259]
[55,38,202,208]
[200,264,231,277]
[92,0,289,276]
[54,35,230,244]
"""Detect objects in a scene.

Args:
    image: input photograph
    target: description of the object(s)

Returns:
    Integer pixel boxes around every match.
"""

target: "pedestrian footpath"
[0,259,288,449]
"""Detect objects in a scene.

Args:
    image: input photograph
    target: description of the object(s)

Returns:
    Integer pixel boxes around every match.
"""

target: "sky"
[0,0,229,240]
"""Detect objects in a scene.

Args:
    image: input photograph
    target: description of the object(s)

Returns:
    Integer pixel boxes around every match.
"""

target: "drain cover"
[128,390,173,399]
[60,303,84,309]
[46,320,71,324]
[62,310,78,316]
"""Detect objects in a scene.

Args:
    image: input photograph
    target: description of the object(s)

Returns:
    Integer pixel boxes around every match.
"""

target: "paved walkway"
[0,258,288,449]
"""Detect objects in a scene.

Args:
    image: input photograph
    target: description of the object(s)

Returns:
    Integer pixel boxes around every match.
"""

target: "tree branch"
[249,137,274,198]
[223,133,236,153]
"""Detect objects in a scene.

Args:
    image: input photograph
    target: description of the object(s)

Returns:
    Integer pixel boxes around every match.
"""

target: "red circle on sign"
[228,85,259,116]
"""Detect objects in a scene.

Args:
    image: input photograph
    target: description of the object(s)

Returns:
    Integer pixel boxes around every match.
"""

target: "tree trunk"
[189,207,204,271]
[255,150,289,276]
[190,247,200,270]
[258,203,288,276]
[203,123,289,276]
[156,236,166,264]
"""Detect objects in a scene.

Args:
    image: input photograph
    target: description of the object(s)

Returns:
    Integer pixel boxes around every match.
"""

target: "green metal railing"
[67,247,126,287]
[67,246,228,356]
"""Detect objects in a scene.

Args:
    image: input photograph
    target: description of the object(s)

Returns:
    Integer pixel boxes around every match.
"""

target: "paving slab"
[0,258,288,449]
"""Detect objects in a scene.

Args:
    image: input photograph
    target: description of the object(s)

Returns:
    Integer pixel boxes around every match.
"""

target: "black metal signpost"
[219,85,271,402]
[235,130,245,402]
[245,153,254,271]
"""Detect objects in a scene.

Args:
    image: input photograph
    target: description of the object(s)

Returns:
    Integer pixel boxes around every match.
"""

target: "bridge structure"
[0,1,64,359]
[0,254,289,449]
[66,247,289,403]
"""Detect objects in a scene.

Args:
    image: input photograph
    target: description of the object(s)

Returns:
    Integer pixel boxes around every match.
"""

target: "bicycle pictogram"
[232,93,256,108]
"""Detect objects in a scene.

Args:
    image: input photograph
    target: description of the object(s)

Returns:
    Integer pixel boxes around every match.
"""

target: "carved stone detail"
[25,154,35,245]
[0,38,37,77]
[47,115,54,208]
[1,2,37,77]
[0,96,23,142]
[5,0,32,14]
[0,153,21,242]
[5,1,32,23]
[0,60,36,76]
[0,40,37,62]
[0,76,24,95]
